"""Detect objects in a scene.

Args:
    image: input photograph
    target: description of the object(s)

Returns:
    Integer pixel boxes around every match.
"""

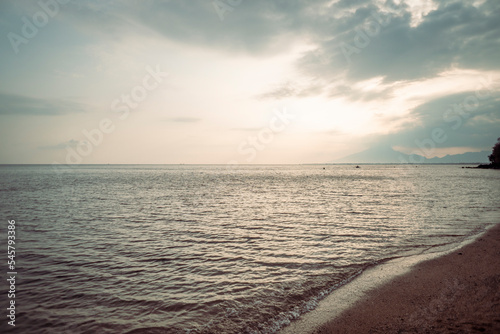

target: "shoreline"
[280,222,500,333]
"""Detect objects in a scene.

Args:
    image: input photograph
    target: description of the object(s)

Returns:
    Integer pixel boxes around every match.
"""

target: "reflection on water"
[0,165,498,333]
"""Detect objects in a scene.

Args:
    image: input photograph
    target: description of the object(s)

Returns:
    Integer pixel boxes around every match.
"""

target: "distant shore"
[280,223,500,333]
[472,163,500,169]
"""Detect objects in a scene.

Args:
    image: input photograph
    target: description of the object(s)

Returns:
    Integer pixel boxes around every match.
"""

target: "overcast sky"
[0,0,499,164]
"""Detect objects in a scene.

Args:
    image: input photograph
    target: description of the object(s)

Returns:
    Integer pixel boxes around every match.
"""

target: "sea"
[0,164,499,334]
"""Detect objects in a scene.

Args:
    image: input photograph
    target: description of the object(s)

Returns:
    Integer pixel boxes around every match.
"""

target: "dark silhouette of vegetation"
[476,137,500,169]
[488,137,500,165]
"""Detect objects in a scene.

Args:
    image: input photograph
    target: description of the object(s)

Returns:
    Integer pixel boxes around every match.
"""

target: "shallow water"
[0,164,498,333]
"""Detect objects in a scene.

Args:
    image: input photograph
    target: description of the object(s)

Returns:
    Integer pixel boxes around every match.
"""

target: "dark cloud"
[61,0,324,54]
[6,0,499,87]
[377,90,500,149]
[45,0,498,92]
[336,0,371,9]
[252,0,499,99]
[0,92,86,116]
[297,0,500,84]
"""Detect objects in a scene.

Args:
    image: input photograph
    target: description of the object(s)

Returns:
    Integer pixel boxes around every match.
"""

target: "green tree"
[488,137,500,164]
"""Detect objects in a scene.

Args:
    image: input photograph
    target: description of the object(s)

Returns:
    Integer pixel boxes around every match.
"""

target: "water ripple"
[0,164,498,333]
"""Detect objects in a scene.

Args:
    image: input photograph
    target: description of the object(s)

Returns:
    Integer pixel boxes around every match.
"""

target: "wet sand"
[280,223,500,333]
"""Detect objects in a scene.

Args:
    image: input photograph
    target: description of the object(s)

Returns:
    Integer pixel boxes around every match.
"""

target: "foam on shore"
[280,221,500,334]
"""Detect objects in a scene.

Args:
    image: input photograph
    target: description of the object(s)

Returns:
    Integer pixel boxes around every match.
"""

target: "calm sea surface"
[0,164,499,333]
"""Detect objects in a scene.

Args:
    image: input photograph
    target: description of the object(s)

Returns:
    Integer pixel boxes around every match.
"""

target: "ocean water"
[0,164,499,333]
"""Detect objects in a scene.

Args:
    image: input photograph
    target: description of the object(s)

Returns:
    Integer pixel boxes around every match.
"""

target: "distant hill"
[335,147,490,164]
[424,151,490,163]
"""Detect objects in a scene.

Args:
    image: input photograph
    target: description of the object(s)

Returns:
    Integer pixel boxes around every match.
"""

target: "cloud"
[18,0,496,89]
[58,0,312,55]
[336,0,371,10]
[377,90,500,149]
[0,92,86,116]
[254,0,500,99]
[257,81,324,100]
[302,0,500,82]
[166,117,201,123]
[8,0,500,90]
[38,139,81,150]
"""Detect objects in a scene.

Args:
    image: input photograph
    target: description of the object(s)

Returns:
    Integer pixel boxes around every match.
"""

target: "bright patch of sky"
[0,0,499,164]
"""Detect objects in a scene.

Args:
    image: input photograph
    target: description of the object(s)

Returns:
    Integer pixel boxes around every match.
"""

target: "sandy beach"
[281,223,500,334]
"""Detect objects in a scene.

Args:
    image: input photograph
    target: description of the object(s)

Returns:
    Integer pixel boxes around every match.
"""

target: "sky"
[0,0,499,164]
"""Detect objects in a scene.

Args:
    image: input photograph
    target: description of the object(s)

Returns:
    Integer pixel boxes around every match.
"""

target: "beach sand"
[280,224,500,333]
